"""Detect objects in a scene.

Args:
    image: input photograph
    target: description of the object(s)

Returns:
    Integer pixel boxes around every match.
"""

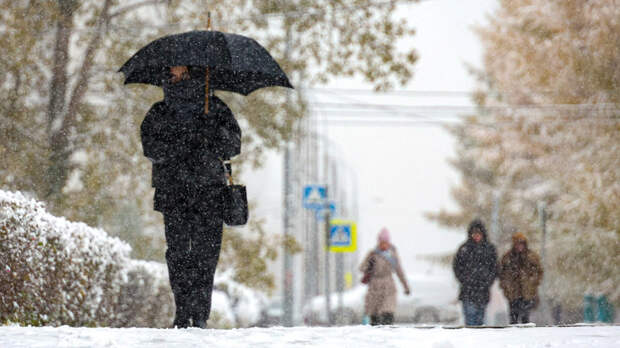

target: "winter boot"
[192,318,207,329]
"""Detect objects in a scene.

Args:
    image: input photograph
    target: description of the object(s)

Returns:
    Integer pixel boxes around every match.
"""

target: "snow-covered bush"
[0,190,175,327]
[0,190,263,328]
[0,190,131,326]
[114,260,174,328]
[209,290,236,328]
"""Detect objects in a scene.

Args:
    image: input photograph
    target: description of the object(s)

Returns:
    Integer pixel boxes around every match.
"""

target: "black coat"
[453,222,498,304]
[140,79,241,213]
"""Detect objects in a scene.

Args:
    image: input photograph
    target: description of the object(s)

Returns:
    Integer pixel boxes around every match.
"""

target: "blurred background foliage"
[427,0,619,306]
[0,0,418,292]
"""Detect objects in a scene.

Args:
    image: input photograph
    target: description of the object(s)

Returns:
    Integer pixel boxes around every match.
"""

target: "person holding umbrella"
[120,28,292,328]
[140,65,240,328]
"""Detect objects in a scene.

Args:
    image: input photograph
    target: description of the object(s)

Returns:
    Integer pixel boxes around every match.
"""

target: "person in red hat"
[359,227,411,325]
[499,232,544,324]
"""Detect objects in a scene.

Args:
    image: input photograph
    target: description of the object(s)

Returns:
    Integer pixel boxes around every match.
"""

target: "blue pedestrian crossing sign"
[303,185,326,210]
[329,219,357,253]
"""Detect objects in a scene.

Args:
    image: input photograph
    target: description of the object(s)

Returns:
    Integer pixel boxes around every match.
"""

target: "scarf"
[162,77,206,118]
[375,247,398,270]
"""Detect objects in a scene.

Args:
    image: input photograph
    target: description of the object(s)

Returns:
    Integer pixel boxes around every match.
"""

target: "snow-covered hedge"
[115,260,175,328]
[0,190,263,328]
[0,190,133,326]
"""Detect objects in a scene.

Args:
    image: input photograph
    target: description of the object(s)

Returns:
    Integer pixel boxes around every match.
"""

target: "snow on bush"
[210,290,236,328]
[214,270,267,327]
[0,190,255,328]
[0,190,131,326]
[115,260,175,328]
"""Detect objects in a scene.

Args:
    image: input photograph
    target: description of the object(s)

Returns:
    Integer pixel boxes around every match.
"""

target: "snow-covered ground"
[1,325,618,348]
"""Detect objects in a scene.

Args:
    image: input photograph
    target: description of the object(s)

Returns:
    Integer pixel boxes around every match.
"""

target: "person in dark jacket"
[499,232,543,324]
[140,65,241,329]
[453,219,498,326]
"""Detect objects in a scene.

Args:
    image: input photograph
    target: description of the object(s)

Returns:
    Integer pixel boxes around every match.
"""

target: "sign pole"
[324,200,332,326]
[327,219,357,325]
[336,253,344,324]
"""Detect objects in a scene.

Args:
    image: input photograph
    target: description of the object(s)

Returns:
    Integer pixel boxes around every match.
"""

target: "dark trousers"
[370,312,394,326]
[462,301,486,326]
[509,298,533,324]
[163,202,223,327]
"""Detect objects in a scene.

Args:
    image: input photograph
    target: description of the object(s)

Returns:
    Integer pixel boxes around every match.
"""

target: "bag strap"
[366,251,377,272]
[374,248,399,271]
[221,159,234,185]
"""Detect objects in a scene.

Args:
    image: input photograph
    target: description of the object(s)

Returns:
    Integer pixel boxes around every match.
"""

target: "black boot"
[165,240,192,329]
[380,312,394,325]
[173,317,190,329]
[192,319,207,329]
[172,293,190,328]
[186,286,211,329]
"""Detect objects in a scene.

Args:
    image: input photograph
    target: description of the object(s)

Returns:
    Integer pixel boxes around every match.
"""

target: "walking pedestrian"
[140,65,241,328]
[359,228,411,325]
[453,219,498,326]
[499,232,543,324]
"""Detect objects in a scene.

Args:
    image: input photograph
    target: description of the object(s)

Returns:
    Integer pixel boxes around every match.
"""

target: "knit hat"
[378,227,391,243]
[512,232,527,245]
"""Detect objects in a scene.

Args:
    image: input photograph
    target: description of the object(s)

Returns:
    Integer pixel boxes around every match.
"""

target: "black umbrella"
[118,30,293,96]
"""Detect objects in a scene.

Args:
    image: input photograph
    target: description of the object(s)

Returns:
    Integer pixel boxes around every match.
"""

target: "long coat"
[140,93,240,213]
[453,238,498,305]
[140,75,242,325]
[499,248,543,302]
[359,246,409,315]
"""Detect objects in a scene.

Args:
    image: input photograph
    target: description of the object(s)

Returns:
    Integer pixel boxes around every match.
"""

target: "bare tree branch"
[65,0,113,133]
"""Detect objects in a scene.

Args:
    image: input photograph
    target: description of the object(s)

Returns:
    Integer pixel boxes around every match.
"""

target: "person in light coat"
[359,228,411,325]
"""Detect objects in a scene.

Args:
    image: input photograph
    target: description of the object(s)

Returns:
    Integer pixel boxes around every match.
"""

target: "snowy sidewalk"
[1,325,618,348]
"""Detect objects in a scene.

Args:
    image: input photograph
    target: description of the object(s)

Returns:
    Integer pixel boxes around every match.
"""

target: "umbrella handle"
[205,11,212,114]
[205,67,209,114]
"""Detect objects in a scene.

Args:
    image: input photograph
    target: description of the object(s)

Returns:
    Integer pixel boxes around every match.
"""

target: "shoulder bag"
[222,161,248,226]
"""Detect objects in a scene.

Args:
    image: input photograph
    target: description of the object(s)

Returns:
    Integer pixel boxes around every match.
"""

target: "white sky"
[244,0,499,286]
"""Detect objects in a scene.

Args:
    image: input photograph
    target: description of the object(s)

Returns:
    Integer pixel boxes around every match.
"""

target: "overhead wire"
[304,86,619,128]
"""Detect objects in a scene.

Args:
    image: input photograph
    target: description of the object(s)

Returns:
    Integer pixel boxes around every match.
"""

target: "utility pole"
[282,23,294,327]
[332,161,344,325]
[322,107,332,326]
[302,117,312,321]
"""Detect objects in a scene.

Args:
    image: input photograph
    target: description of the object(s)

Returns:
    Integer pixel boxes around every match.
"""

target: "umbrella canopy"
[119,30,293,95]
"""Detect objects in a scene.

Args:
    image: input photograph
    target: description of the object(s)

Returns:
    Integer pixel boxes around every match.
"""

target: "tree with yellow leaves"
[429,0,619,309]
